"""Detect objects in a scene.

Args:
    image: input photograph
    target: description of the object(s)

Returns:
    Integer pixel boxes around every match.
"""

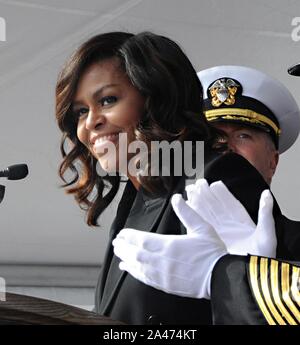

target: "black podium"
[0,292,124,325]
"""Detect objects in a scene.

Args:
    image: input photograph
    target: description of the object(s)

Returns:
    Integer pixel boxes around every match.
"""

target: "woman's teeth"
[95,133,120,144]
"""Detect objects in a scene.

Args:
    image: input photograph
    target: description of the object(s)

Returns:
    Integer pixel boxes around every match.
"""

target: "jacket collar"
[99,180,173,314]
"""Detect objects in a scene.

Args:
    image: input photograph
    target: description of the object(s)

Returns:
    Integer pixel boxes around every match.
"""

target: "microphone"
[0,164,28,180]
[288,63,300,76]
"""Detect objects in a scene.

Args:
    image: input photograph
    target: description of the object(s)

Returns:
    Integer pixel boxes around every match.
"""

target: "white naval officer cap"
[198,65,300,153]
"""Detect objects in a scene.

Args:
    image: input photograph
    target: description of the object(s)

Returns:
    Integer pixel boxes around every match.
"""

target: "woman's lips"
[93,133,120,154]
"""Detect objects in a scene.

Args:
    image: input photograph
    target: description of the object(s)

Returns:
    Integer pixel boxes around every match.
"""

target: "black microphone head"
[7,164,29,180]
[288,63,300,76]
[0,184,5,203]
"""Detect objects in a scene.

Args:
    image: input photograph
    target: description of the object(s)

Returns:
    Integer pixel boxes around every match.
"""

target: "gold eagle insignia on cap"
[248,256,300,325]
[209,78,240,107]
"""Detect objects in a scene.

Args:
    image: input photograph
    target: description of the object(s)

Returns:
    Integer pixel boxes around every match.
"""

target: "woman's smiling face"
[73,58,145,175]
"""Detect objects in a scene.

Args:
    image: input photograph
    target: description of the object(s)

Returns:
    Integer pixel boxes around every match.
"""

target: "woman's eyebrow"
[91,84,118,101]
[72,84,118,108]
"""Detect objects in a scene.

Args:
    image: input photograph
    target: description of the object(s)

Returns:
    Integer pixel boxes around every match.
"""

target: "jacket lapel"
[98,181,137,303]
[99,186,171,315]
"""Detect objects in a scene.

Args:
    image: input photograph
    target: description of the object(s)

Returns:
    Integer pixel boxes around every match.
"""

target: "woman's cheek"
[77,123,87,146]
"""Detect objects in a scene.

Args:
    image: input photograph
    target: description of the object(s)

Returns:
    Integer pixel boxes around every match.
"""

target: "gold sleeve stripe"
[291,267,300,308]
[249,256,300,325]
[281,263,300,323]
[270,260,297,325]
[204,108,281,135]
[260,258,286,325]
[249,256,276,325]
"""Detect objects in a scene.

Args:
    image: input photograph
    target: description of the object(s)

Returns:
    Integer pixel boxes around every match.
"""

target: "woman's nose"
[85,108,105,131]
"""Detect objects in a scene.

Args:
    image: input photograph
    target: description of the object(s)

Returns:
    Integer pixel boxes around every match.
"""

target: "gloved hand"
[185,179,277,257]
[112,194,227,299]
[112,179,276,299]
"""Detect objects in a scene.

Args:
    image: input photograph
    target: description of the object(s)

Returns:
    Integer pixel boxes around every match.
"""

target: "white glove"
[185,179,277,257]
[112,194,227,299]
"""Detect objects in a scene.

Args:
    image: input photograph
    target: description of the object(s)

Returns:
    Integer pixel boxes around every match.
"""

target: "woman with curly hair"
[55,31,214,325]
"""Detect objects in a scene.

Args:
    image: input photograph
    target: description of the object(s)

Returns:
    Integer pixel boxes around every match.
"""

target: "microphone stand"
[0,184,5,204]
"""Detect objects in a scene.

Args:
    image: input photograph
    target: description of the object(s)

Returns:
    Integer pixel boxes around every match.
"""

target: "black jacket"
[211,254,300,325]
[94,178,212,325]
[206,153,300,324]
[95,153,300,324]
[204,153,300,260]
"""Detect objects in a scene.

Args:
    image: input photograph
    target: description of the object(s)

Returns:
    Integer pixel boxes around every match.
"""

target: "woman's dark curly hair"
[55,31,212,226]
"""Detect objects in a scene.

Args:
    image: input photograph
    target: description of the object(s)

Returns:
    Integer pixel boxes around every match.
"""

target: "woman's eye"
[100,96,117,106]
[75,108,88,118]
